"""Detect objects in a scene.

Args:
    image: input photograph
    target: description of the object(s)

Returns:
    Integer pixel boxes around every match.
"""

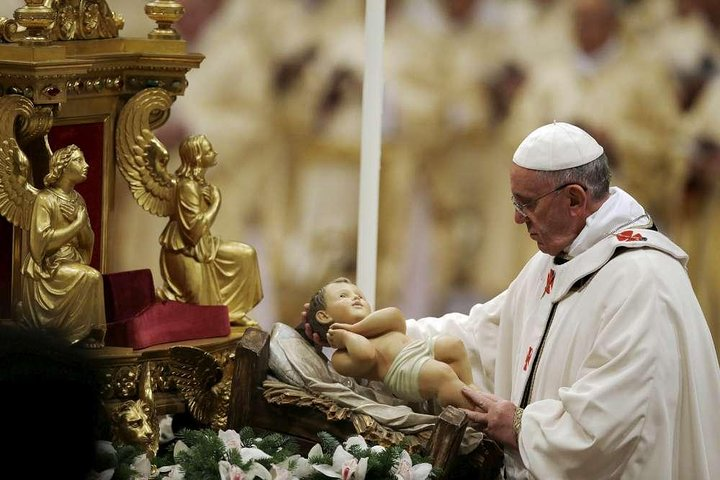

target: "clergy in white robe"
[406,122,720,479]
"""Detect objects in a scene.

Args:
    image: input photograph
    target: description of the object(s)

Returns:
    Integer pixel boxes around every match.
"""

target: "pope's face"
[510,164,579,256]
[322,282,371,325]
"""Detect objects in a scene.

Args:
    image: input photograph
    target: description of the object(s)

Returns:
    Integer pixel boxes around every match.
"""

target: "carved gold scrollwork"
[52,0,120,40]
[55,3,78,40]
[0,17,24,43]
[111,365,140,399]
[9,1,121,44]
[0,95,35,143]
[16,106,54,143]
[149,360,175,392]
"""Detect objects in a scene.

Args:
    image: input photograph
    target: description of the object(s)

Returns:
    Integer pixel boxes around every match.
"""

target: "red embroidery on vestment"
[523,346,534,371]
[616,230,647,242]
[544,269,556,295]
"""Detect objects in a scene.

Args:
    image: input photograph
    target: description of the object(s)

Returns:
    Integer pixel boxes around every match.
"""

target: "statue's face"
[64,150,88,184]
[199,137,217,168]
[322,282,371,325]
[115,401,153,447]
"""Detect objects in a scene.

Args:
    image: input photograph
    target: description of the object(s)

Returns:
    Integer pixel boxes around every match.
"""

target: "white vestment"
[406,188,720,479]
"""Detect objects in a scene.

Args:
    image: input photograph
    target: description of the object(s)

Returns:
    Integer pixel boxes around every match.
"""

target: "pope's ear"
[567,184,587,209]
[315,310,333,325]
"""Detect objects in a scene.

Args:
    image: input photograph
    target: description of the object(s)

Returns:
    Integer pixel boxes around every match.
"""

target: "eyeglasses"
[511,183,584,218]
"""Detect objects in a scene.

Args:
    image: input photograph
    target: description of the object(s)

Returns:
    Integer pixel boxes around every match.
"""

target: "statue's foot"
[78,335,104,349]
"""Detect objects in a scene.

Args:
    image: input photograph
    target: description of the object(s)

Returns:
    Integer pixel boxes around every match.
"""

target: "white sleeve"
[405,290,507,392]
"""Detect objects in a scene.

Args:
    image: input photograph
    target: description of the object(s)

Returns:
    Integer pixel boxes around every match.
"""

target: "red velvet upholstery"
[103,269,156,323]
[102,269,230,349]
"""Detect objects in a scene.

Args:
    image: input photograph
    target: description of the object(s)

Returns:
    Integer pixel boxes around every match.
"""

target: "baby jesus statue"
[307,277,479,409]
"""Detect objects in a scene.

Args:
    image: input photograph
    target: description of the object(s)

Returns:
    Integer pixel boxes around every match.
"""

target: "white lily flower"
[312,464,342,478]
[219,459,272,480]
[370,445,386,455]
[313,446,368,479]
[219,460,248,480]
[173,439,189,458]
[343,436,368,451]
[410,462,433,480]
[269,465,294,480]
[131,453,152,480]
[246,462,273,480]
[158,464,185,479]
[307,443,323,460]
[241,446,272,462]
[219,429,244,452]
[273,454,314,479]
[393,450,432,480]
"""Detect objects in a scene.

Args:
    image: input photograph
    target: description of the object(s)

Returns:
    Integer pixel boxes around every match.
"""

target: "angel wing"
[115,88,177,217]
[169,345,233,429]
[0,94,39,230]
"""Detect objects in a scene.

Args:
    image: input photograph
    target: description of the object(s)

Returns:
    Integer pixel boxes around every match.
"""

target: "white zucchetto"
[513,122,604,171]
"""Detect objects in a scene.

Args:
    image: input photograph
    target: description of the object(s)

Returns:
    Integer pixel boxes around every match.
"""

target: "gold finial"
[144,0,184,40]
[14,0,56,45]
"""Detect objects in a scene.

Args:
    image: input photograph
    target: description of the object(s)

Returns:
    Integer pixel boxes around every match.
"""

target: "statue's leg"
[433,335,474,385]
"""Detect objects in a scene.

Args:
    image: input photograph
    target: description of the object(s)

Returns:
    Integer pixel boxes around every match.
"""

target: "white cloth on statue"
[406,187,720,479]
[383,337,437,402]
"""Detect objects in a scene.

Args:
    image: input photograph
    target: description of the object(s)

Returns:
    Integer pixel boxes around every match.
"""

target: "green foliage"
[365,445,401,479]
[113,444,145,480]
[253,431,300,467]
[316,430,340,454]
[174,429,227,480]
[154,448,177,469]
[306,430,337,465]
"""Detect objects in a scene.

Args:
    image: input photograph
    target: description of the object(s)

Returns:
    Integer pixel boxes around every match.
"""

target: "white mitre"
[513,121,604,171]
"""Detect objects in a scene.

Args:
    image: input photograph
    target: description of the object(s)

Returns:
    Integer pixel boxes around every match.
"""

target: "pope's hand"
[461,387,520,450]
[302,303,329,351]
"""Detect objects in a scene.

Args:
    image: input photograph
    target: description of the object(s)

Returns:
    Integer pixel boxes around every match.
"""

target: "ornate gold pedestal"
[89,327,248,417]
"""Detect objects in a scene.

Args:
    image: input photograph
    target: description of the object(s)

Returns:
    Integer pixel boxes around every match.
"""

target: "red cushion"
[103,269,156,323]
[105,301,230,350]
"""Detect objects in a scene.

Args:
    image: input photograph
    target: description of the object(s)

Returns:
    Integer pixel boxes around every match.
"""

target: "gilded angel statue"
[116,88,262,326]
[0,135,106,348]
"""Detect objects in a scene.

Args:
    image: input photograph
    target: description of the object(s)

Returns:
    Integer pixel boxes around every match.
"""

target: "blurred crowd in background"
[11,0,719,351]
